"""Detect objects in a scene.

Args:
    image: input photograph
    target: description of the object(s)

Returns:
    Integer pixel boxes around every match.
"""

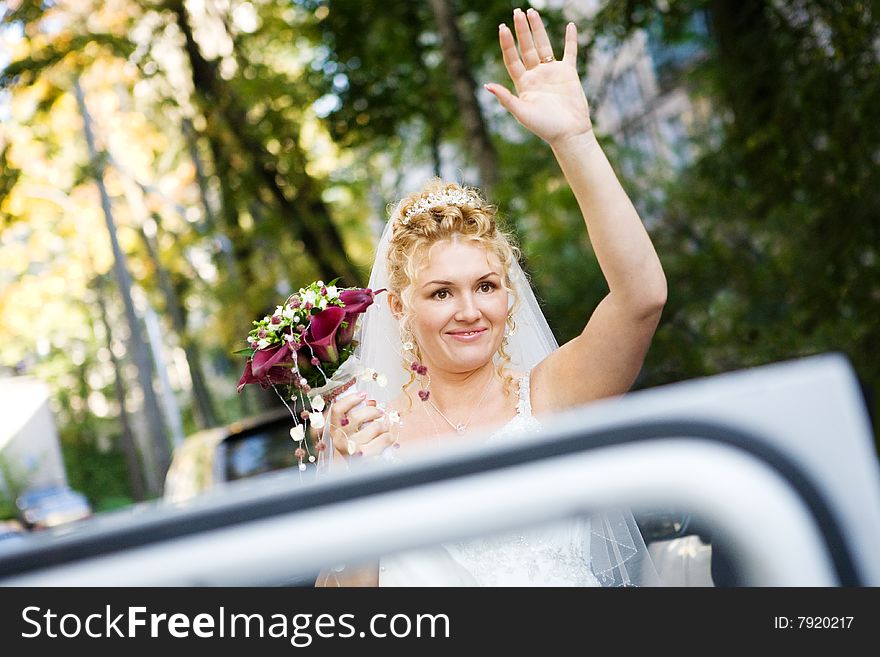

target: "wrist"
[549,129,599,155]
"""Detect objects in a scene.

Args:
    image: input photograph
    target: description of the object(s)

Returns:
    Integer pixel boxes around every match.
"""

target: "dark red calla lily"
[237,358,296,392]
[338,288,378,314]
[251,343,294,379]
[237,361,255,393]
[336,288,385,346]
[238,286,386,393]
[303,305,346,363]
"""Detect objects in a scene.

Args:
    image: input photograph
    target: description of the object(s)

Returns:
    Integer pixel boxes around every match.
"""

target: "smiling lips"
[447,328,488,342]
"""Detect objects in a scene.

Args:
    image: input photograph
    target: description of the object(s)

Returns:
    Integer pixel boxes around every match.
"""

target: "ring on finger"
[540,55,555,63]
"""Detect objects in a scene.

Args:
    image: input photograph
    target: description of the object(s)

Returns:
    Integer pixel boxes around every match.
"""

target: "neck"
[421,363,499,436]
[419,361,497,413]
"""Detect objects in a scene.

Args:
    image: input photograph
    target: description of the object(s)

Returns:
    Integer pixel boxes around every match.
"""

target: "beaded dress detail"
[378,373,600,587]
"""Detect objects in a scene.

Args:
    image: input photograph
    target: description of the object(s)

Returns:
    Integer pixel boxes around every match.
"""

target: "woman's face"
[406,239,509,374]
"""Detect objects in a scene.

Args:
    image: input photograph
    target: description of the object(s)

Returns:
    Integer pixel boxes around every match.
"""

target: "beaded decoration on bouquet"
[236,280,388,474]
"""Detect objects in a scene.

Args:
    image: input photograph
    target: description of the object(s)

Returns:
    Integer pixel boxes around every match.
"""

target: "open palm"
[485,8,593,146]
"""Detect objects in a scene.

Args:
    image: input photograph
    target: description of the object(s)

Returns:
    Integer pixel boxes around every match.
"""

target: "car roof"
[163,406,293,502]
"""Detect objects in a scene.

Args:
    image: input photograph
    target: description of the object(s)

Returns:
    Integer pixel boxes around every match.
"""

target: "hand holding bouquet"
[236,280,388,471]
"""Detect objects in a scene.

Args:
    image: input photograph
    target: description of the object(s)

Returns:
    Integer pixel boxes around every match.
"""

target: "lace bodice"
[378,373,600,586]
[483,370,542,443]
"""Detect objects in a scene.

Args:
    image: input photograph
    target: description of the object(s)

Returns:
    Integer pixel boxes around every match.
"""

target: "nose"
[454,292,482,323]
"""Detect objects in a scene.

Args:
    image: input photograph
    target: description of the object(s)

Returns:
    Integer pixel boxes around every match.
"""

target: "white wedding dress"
[378,372,601,587]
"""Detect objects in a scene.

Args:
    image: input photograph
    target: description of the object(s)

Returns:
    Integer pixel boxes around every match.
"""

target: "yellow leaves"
[86,0,137,36]
[0,272,78,351]
[301,115,347,177]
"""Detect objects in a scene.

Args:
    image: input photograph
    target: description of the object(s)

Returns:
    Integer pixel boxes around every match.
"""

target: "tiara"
[400,189,481,225]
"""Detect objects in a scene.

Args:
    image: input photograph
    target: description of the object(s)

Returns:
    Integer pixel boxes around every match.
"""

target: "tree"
[589,1,880,438]
[2,1,381,501]
[75,77,172,494]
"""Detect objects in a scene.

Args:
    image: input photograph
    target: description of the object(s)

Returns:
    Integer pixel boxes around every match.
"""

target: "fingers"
[562,21,578,66]
[347,416,395,457]
[512,7,539,69]
[355,423,397,459]
[328,394,392,456]
[328,392,367,456]
[526,7,554,63]
[346,404,385,429]
[331,391,367,418]
[498,23,525,84]
[483,82,525,118]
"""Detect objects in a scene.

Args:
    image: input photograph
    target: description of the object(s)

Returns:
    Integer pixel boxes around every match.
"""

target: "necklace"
[425,370,495,435]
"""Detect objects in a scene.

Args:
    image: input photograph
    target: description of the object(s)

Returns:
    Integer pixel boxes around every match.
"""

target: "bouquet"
[236,280,386,471]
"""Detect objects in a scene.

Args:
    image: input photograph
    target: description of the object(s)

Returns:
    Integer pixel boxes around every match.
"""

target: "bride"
[316,8,667,586]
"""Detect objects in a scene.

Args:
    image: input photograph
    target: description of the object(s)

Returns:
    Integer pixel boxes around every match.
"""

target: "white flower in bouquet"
[237,280,388,473]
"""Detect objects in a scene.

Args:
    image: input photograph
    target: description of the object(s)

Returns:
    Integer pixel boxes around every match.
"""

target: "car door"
[0,353,876,587]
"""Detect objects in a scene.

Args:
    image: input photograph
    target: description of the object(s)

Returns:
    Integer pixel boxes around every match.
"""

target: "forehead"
[416,240,502,280]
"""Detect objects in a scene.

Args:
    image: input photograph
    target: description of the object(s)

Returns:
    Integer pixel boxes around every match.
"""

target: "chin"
[441,346,501,371]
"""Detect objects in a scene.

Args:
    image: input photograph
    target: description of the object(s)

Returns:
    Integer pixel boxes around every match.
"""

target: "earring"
[400,329,429,399]
[411,361,430,400]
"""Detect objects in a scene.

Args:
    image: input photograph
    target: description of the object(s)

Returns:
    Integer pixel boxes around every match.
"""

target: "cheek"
[486,294,509,322]
[411,300,447,336]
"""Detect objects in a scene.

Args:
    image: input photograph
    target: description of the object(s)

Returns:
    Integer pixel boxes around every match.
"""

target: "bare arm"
[534,132,666,409]
[486,8,666,410]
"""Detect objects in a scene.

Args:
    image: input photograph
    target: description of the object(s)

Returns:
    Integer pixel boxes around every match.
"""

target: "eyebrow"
[421,272,499,289]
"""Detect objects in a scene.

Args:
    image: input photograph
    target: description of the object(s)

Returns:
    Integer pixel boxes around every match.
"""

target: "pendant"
[455,424,466,435]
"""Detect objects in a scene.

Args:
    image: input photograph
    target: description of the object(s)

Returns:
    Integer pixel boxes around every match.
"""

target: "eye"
[478,281,497,293]
[432,288,450,300]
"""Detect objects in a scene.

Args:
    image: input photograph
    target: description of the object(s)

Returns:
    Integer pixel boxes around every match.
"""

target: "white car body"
[0,353,877,587]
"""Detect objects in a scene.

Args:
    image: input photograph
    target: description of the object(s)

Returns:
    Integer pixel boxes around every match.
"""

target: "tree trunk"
[181,118,218,233]
[182,117,244,289]
[137,221,219,429]
[170,0,363,286]
[94,276,146,502]
[428,0,499,193]
[74,77,171,497]
[403,2,445,177]
[182,116,248,418]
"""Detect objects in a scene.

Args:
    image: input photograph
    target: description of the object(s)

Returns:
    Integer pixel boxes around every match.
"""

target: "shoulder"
[502,369,527,395]
[500,369,530,415]
[529,294,662,411]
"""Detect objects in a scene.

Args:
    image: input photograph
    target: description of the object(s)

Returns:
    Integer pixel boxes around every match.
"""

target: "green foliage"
[301,0,457,147]
[0,145,21,219]
[2,0,877,514]
[301,0,567,157]
[0,455,28,520]
[0,33,136,89]
[590,1,880,440]
[60,425,135,509]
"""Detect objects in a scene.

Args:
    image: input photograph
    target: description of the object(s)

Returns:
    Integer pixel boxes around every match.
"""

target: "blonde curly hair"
[385,178,522,407]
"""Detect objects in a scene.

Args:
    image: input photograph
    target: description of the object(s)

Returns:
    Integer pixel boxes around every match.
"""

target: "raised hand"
[484,7,593,147]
